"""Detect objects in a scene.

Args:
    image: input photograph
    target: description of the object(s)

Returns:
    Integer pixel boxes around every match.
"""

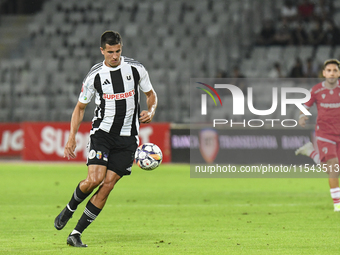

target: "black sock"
[68,183,91,211]
[62,183,91,221]
[74,201,102,234]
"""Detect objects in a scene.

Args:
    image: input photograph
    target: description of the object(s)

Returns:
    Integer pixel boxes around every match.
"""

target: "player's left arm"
[139,89,157,123]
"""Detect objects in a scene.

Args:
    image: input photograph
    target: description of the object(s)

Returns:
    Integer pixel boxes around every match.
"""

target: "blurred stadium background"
[1,0,339,123]
[0,0,339,162]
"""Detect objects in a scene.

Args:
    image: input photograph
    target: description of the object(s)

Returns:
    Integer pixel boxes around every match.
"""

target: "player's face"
[323,63,340,85]
[101,44,122,68]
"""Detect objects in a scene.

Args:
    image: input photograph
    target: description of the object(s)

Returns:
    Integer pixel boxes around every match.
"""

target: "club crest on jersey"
[126,74,131,80]
[88,150,96,159]
[322,94,326,99]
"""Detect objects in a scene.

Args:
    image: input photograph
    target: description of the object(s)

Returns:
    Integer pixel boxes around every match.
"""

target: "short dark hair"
[101,31,123,49]
[323,59,340,69]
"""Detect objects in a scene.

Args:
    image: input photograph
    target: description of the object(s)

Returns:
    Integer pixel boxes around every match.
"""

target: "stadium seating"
[0,0,339,122]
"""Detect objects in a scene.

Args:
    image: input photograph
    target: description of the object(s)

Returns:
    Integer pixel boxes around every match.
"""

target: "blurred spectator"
[214,70,228,96]
[273,18,292,46]
[281,0,298,22]
[215,70,228,78]
[256,20,276,46]
[231,66,247,95]
[298,0,315,21]
[268,62,286,78]
[314,0,331,21]
[232,66,246,79]
[289,58,304,77]
[291,22,309,45]
[303,58,318,77]
[0,0,44,14]
[317,63,325,78]
[309,21,326,45]
[324,21,340,45]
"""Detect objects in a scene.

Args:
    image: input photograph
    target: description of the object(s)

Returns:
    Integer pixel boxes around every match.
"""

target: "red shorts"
[316,134,340,162]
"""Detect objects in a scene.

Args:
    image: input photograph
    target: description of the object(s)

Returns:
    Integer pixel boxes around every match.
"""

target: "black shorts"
[86,129,138,177]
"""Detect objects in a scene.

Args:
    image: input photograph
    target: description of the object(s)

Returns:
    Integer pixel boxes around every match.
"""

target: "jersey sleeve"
[78,75,95,104]
[304,87,316,108]
[139,66,153,93]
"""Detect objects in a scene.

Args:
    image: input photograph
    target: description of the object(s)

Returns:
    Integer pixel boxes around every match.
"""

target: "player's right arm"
[64,73,96,159]
[298,112,309,127]
[64,101,87,159]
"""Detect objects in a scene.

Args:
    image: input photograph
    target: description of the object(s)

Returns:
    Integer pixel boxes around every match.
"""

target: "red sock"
[330,188,340,204]
[310,151,320,164]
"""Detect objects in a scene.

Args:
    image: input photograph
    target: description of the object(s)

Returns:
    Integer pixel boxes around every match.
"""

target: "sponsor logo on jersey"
[96,151,102,159]
[320,102,340,108]
[103,89,135,100]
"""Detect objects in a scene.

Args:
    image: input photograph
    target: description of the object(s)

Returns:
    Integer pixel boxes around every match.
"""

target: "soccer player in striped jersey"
[54,31,158,247]
[296,59,340,212]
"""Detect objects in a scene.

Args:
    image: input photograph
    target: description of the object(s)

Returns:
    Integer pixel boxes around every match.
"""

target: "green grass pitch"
[0,162,339,255]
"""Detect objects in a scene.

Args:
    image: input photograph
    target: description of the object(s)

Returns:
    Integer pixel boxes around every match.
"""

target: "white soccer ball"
[135,143,163,170]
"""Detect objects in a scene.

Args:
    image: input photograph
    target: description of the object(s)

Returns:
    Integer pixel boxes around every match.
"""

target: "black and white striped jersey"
[79,56,153,136]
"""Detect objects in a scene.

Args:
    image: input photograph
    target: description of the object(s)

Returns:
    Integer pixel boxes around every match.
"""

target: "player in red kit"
[296,59,340,211]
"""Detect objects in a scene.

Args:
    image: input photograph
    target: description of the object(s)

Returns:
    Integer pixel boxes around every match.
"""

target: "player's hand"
[64,137,77,160]
[298,116,308,128]
[139,110,153,123]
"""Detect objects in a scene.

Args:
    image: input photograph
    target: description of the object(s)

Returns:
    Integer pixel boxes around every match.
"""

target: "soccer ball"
[135,143,163,170]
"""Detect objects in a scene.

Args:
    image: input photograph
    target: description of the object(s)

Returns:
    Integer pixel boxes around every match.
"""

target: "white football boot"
[334,204,340,212]
[295,142,314,157]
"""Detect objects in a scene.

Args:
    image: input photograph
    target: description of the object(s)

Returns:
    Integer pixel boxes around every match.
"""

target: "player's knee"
[326,158,339,177]
[91,179,103,188]
[83,177,105,191]
[103,181,116,193]
[327,158,339,166]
